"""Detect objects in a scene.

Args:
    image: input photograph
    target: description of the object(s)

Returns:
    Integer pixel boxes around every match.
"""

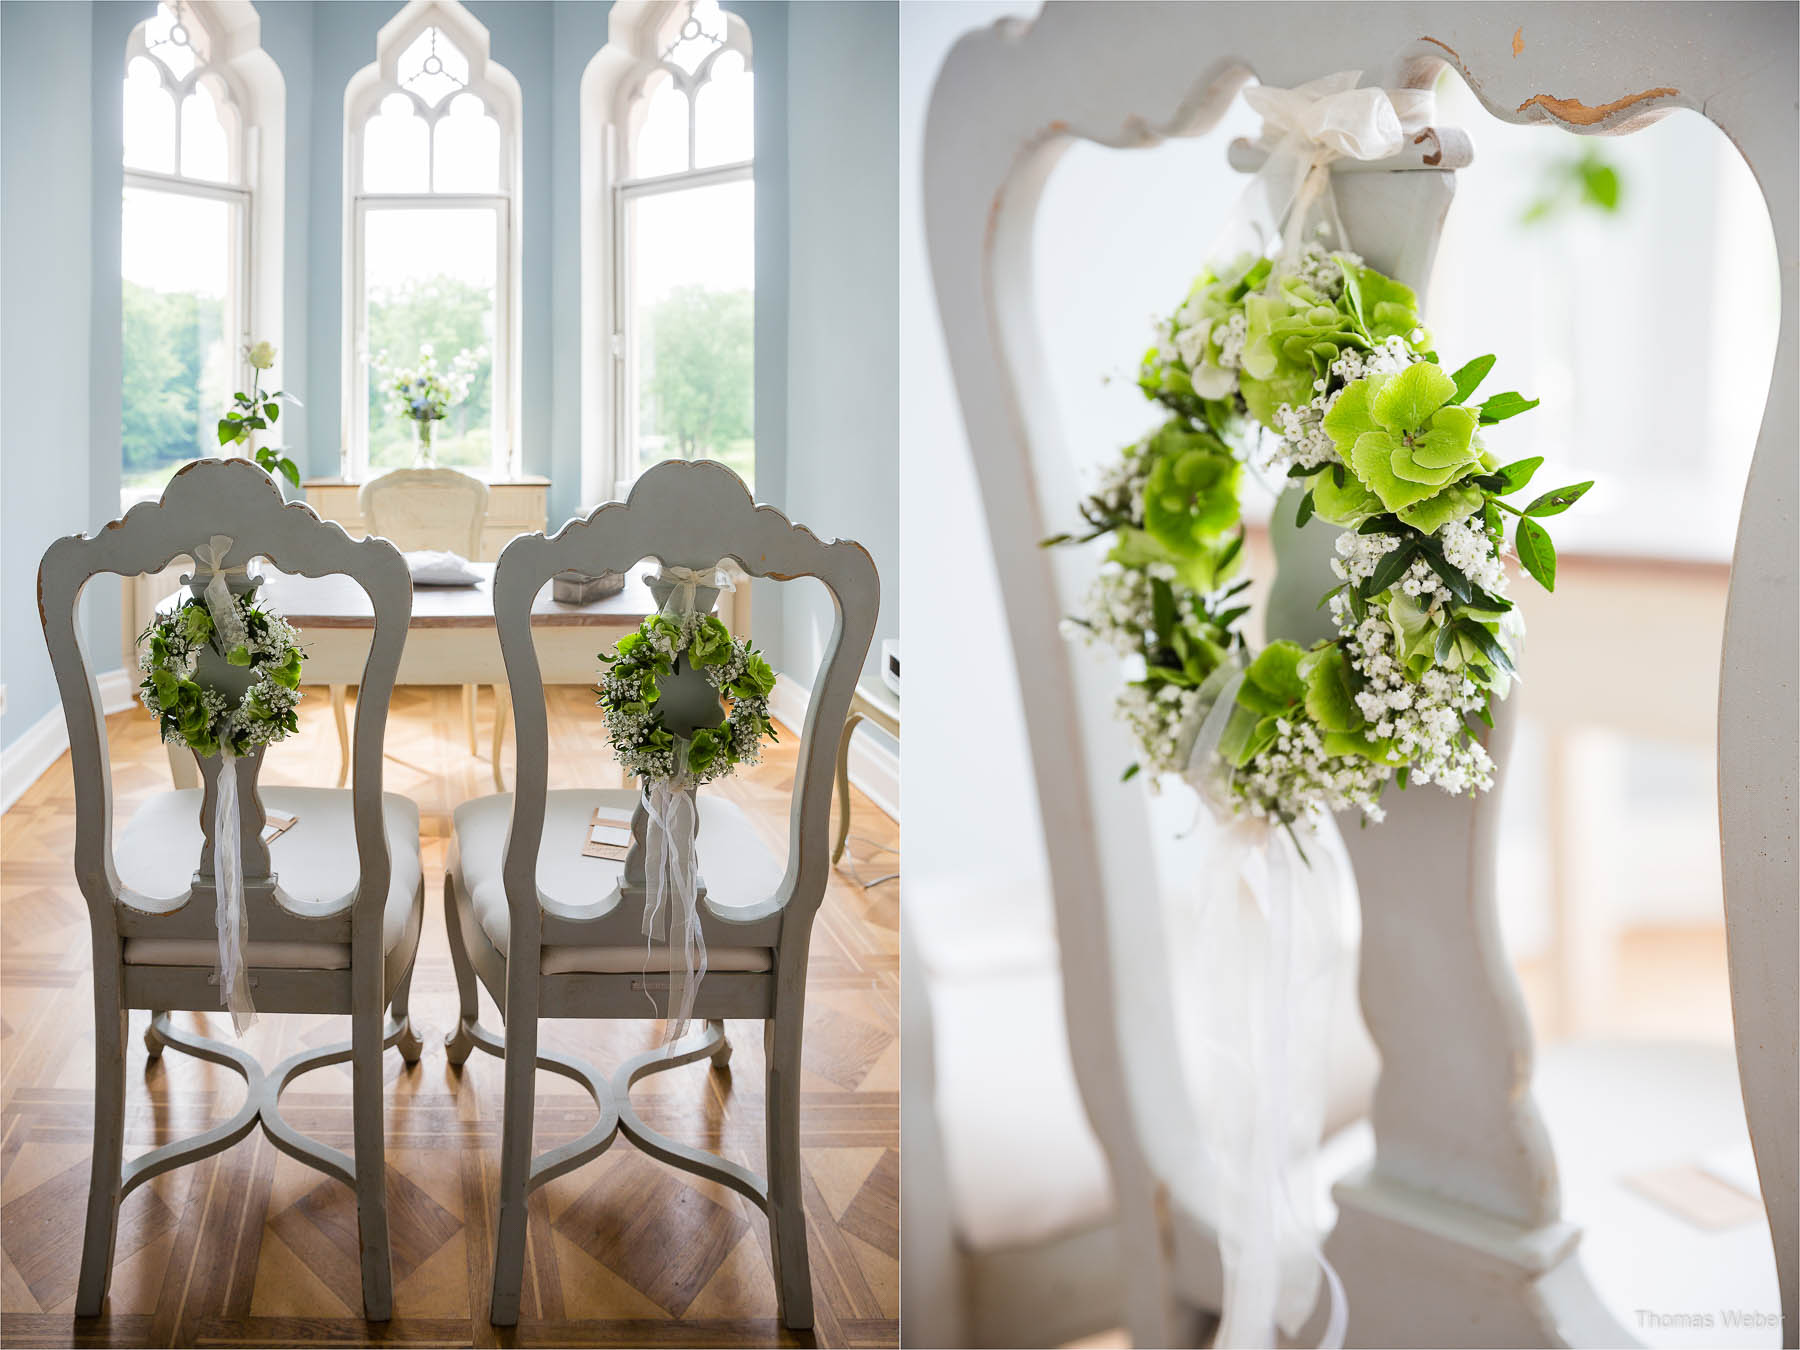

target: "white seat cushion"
[117,787,423,982]
[450,789,779,975]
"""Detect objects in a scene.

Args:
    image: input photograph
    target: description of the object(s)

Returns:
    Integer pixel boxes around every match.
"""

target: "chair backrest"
[38,456,413,953]
[491,459,879,957]
[358,466,489,557]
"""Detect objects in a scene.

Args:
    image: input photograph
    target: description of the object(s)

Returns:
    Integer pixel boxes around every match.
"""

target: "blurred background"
[900,3,1781,1346]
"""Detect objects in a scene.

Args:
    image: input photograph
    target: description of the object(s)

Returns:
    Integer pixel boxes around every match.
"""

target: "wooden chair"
[355,466,492,786]
[39,457,425,1320]
[923,8,1796,1346]
[441,459,880,1327]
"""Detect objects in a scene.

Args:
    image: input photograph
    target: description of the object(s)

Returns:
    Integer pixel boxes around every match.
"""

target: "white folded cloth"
[403,549,482,586]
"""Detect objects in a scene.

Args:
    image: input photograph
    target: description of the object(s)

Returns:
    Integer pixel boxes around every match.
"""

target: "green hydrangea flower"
[1239,275,1365,430]
[1298,644,1363,734]
[1335,258,1430,350]
[1323,363,1480,514]
[1308,466,1386,528]
[1141,422,1241,559]
[688,615,733,667]
[180,604,214,646]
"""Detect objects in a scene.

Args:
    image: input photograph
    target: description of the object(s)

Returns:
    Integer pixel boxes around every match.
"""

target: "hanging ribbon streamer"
[640,561,737,1048]
[1178,665,1351,1349]
[194,535,257,1035]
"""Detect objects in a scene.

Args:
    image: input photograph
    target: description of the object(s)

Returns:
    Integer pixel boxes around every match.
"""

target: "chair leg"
[462,684,478,756]
[390,944,423,1067]
[443,875,479,1067]
[489,1009,536,1326]
[490,685,510,793]
[708,1017,732,1069]
[143,1009,167,1060]
[831,714,861,865]
[351,999,394,1320]
[764,1007,814,1329]
[76,1004,129,1317]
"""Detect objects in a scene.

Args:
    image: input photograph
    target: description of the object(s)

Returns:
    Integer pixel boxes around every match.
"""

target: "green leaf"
[1360,541,1417,597]
[1295,490,1315,528]
[1396,766,1410,790]
[1422,549,1474,604]
[1457,618,1516,678]
[1121,763,1141,783]
[1578,158,1621,211]
[1434,622,1457,664]
[264,402,280,422]
[217,422,240,445]
[1516,517,1557,591]
[1286,462,1315,479]
[1490,456,1544,494]
[1448,354,1496,405]
[1482,499,1502,538]
[1478,391,1541,425]
[1522,480,1593,518]
[279,459,301,487]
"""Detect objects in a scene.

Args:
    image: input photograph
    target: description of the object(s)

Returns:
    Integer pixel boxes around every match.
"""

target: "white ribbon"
[194,534,257,1035]
[1179,665,1350,1349]
[213,747,257,1034]
[192,535,248,653]
[638,563,735,1048]
[1217,72,1436,267]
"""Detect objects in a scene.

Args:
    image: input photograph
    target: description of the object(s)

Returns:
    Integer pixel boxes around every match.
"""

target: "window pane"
[363,206,498,473]
[179,79,233,184]
[363,92,429,193]
[397,25,469,109]
[625,178,754,490]
[633,71,689,179]
[693,50,752,168]
[123,57,176,174]
[121,186,240,497]
[433,92,500,193]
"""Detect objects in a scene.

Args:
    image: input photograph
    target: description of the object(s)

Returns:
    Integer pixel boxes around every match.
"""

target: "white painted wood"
[768,671,901,828]
[922,6,1796,1345]
[444,459,879,1328]
[37,456,425,1320]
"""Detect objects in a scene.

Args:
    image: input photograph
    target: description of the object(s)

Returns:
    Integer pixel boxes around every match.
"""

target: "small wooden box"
[553,569,626,605]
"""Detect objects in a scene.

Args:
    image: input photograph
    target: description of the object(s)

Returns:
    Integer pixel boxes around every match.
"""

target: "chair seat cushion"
[450,789,779,975]
[117,788,424,985]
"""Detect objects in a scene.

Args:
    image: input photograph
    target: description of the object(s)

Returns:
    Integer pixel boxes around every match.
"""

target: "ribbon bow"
[193,535,249,653]
[1222,71,1436,266]
[656,563,737,617]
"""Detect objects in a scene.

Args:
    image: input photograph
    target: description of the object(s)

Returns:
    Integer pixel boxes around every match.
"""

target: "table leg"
[331,685,350,788]
[832,713,864,865]
[463,685,478,755]
[166,742,198,790]
[491,685,510,793]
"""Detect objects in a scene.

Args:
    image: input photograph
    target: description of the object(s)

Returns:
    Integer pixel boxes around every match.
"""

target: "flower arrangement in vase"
[379,343,484,467]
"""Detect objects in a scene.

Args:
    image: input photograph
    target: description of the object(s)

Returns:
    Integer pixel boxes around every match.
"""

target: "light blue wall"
[2,2,99,751]
[783,1,898,696]
[2,0,888,753]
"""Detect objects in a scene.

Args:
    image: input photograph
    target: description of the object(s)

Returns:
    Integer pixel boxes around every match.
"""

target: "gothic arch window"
[580,0,756,504]
[343,0,522,479]
[121,0,284,505]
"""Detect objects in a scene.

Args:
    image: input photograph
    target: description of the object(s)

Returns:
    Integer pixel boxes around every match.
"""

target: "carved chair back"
[491,458,880,966]
[358,466,489,558]
[39,457,413,964]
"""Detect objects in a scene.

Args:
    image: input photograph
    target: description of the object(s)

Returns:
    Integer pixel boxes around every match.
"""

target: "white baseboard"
[768,672,898,824]
[1,669,136,815]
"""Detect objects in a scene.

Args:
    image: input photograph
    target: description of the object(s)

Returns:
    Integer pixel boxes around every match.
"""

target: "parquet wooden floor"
[0,683,899,1348]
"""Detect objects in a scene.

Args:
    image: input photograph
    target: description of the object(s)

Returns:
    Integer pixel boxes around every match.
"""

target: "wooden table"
[164,563,659,791]
[833,685,900,886]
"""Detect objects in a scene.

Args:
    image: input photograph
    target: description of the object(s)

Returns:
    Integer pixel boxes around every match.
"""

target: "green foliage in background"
[122,279,220,484]
[642,286,754,465]
[1523,148,1624,225]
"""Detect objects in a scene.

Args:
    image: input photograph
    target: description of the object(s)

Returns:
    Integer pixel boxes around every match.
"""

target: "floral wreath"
[139,588,304,759]
[596,610,779,786]
[1050,242,1591,826]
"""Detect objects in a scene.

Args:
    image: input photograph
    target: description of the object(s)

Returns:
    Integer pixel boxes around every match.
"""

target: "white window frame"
[121,0,284,510]
[580,1,754,508]
[342,0,522,483]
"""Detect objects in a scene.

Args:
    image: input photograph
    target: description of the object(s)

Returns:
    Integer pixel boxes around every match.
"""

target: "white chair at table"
[441,459,879,1328]
[354,466,491,787]
[38,457,426,1319]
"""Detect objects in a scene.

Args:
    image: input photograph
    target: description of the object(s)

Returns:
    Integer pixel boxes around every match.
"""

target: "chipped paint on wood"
[1420,35,1459,59]
[1512,27,1524,57]
[1516,87,1680,124]
[1412,129,1442,166]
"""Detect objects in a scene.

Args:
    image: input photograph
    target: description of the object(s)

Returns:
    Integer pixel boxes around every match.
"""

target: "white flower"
[246,340,276,370]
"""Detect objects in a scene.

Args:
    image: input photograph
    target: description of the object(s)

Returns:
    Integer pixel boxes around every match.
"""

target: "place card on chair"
[261,811,298,845]
[582,804,634,860]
